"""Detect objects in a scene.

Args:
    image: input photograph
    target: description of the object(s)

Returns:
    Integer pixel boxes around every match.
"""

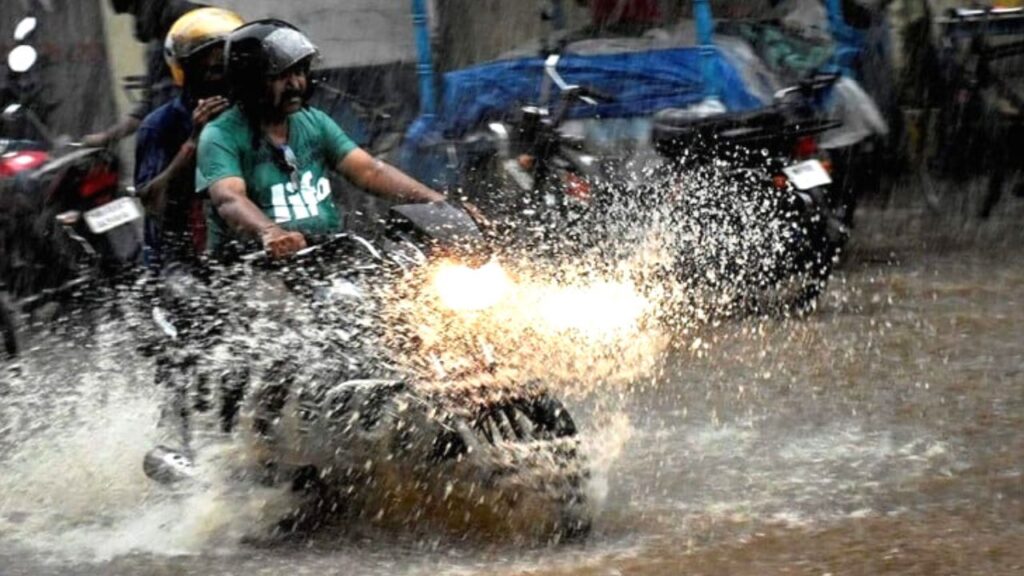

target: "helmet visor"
[262,28,318,76]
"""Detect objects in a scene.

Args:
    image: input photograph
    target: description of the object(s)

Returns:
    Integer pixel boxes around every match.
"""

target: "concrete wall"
[213,0,417,68]
[435,0,591,71]
[100,0,146,167]
[100,0,145,124]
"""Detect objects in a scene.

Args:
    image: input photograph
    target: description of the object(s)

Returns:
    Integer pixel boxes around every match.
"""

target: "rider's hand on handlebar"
[459,200,492,230]
[261,225,307,260]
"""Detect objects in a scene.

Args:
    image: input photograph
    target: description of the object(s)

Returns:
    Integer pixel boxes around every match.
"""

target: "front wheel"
[277,379,593,541]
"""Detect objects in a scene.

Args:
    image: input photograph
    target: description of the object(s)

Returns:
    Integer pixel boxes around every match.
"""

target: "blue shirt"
[134,95,195,266]
[135,95,192,193]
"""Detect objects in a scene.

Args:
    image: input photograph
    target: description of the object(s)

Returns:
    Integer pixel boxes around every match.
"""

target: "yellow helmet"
[164,7,245,87]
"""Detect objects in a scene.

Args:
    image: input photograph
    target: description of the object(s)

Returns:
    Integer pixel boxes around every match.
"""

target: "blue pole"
[693,0,718,99]
[824,0,844,36]
[823,0,856,76]
[411,0,436,117]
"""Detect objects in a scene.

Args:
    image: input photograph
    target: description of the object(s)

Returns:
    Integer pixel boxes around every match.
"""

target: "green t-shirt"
[196,105,358,252]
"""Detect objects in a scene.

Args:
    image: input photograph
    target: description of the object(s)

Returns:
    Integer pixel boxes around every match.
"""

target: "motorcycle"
[0,17,144,360]
[470,63,849,312]
[142,202,591,541]
[648,73,852,312]
[463,54,612,249]
[922,6,1024,218]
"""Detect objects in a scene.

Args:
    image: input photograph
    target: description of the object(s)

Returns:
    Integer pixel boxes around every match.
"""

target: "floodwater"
[1,200,1022,575]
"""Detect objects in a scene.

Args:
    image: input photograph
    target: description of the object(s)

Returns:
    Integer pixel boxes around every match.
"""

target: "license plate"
[83,197,142,234]
[783,160,832,191]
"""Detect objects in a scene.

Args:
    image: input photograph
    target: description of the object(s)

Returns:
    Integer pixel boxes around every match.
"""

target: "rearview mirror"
[13,17,37,42]
[8,45,38,73]
[56,211,82,226]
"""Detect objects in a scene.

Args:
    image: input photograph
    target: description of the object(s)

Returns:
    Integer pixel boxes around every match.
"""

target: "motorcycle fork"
[154,353,198,454]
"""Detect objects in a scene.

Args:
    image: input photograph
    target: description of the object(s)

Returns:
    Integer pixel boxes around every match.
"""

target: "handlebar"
[239,202,488,265]
[543,53,618,109]
[773,72,841,102]
[565,85,617,106]
[239,232,366,265]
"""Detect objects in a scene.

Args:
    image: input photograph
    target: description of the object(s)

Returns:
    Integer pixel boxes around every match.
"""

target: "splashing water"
[394,256,668,393]
[0,149,844,567]
[0,327,297,561]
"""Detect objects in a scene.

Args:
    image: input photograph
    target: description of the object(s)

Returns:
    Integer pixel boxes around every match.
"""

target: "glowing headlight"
[431,259,512,312]
[536,281,647,335]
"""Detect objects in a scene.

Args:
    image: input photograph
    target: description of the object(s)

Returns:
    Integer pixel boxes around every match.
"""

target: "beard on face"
[267,87,305,117]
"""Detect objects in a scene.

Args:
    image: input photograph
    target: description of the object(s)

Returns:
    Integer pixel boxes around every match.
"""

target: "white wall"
[213,0,417,67]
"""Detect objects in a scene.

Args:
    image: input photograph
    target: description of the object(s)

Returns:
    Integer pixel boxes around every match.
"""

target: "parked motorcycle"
[468,59,850,312]
[649,73,851,312]
[922,6,1024,218]
[461,54,612,251]
[142,202,591,541]
[0,16,143,360]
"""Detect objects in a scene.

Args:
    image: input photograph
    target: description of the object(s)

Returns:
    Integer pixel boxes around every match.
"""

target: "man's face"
[264,61,309,118]
[189,45,227,100]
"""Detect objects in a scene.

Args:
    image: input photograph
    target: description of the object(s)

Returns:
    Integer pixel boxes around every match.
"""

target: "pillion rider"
[196,19,448,259]
[134,7,244,267]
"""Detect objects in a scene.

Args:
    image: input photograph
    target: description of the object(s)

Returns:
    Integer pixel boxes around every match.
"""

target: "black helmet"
[224,19,318,105]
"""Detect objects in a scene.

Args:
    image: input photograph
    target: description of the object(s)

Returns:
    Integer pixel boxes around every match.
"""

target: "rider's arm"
[199,121,304,258]
[137,140,196,215]
[314,108,443,203]
[208,177,273,236]
[83,116,141,147]
[198,121,277,242]
[137,98,230,214]
[208,178,305,258]
[337,148,446,203]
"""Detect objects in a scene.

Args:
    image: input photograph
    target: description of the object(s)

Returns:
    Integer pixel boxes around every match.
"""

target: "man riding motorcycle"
[197,19,447,259]
[144,24,591,539]
[135,7,244,268]
[146,18,457,475]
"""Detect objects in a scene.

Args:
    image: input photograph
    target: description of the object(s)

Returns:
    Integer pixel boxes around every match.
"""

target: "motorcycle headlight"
[431,259,511,312]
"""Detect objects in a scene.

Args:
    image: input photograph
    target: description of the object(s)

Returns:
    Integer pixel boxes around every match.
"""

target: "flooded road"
[1,204,1022,575]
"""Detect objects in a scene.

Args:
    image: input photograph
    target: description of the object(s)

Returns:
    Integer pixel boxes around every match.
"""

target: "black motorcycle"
[648,74,851,313]
[0,17,143,360]
[0,143,144,359]
[461,54,614,252]
[922,6,1024,218]
[142,203,591,541]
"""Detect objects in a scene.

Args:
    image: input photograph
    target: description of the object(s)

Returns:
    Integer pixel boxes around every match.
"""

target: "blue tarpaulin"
[404,46,763,148]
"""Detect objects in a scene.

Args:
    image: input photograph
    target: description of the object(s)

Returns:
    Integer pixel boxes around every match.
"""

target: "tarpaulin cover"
[404,46,763,148]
